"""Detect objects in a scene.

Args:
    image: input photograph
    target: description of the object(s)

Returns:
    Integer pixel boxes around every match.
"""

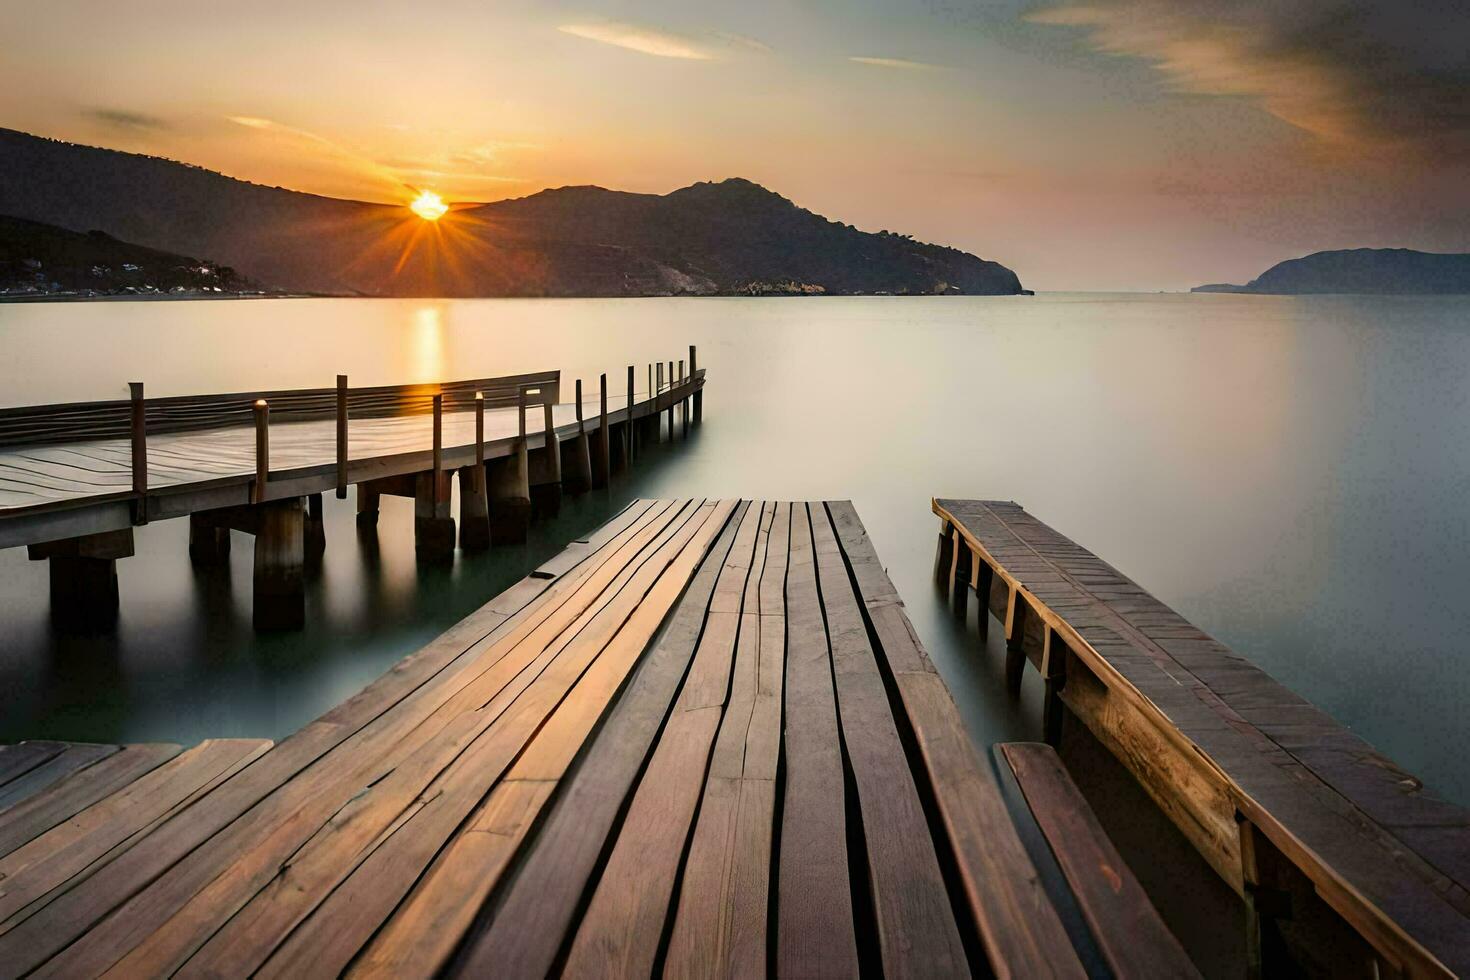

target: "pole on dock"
[690,344,701,423]
[415,392,455,561]
[252,399,270,504]
[129,382,148,524]
[626,364,636,462]
[1005,592,1029,697]
[655,363,664,442]
[677,358,685,435]
[459,392,491,551]
[528,393,562,519]
[666,360,676,437]
[335,375,348,499]
[432,392,443,481]
[488,388,531,543]
[561,379,593,494]
[593,373,611,489]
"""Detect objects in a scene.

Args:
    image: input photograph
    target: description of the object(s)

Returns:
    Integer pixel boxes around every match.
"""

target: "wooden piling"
[252,400,269,505]
[129,382,147,524]
[690,344,701,422]
[677,358,685,434]
[188,514,231,565]
[1041,629,1067,747]
[561,379,593,495]
[654,363,664,442]
[456,392,490,550]
[305,492,326,562]
[335,375,348,499]
[591,373,611,489]
[528,395,562,519]
[625,365,636,463]
[974,557,994,641]
[356,483,380,528]
[29,528,135,625]
[667,360,675,436]
[934,519,954,583]
[253,497,305,630]
[487,390,531,544]
[952,538,973,616]
[1005,591,1029,697]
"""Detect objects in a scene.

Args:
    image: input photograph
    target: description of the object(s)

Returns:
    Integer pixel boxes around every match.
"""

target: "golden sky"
[1,0,1465,290]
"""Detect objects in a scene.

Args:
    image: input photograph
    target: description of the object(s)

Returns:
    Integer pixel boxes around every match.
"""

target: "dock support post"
[129,381,148,524]
[1041,629,1068,746]
[458,392,490,551]
[690,344,701,423]
[974,557,994,641]
[1005,591,1029,697]
[934,519,954,583]
[591,373,611,489]
[356,483,380,527]
[528,398,562,519]
[304,492,326,562]
[952,539,972,616]
[29,529,135,625]
[623,364,636,464]
[488,392,531,544]
[254,498,305,630]
[561,379,593,495]
[189,514,232,565]
[413,393,456,561]
[677,358,685,435]
[335,374,348,499]
[667,360,675,437]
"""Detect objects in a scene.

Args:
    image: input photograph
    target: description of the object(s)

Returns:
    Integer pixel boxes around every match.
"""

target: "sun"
[409,190,448,221]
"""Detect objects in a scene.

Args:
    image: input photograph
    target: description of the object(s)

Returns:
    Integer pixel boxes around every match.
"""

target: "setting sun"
[409,189,448,221]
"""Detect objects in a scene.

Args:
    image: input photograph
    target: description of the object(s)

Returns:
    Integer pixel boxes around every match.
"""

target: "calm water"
[2,294,1467,806]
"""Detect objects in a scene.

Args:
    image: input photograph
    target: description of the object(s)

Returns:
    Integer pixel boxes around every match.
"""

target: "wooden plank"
[559,501,764,979]
[333,501,743,979]
[0,745,180,860]
[999,743,1199,979]
[0,744,118,812]
[664,502,784,976]
[449,503,749,980]
[811,503,968,976]
[776,502,859,978]
[98,501,698,978]
[0,743,68,788]
[234,501,732,980]
[1,503,658,978]
[829,500,1083,979]
[0,739,270,930]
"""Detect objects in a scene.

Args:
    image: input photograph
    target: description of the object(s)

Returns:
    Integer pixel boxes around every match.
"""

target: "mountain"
[0,128,1023,297]
[1193,249,1470,295]
[0,214,260,297]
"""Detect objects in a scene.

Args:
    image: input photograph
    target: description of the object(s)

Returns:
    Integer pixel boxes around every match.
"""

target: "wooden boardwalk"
[935,498,1470,978]
[0,499,1177,978]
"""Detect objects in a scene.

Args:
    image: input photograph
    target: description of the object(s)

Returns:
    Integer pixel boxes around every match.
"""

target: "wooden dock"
[0,499,1198,977]
[0,351,704,628]
[935,498,1470,978]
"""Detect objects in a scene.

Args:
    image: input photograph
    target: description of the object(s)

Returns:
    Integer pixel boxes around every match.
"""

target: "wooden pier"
[0,499,1197,977]
[935,498,1470,978]
[0,349,704,628]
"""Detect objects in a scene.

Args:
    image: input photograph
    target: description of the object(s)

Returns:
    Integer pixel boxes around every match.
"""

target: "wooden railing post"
[677,357,685,434]
[596,373,610,488]
[475,391,485,468]
[252,399,270,504]
[335,374,348,499]
[655,363,664,441]
[626,364,636,459]
[690,344,701,423]
[432,392,443,488]
[129,381,147,523]
[666,360,676,436]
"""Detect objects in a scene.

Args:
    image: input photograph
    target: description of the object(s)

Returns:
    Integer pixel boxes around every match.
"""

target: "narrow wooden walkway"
[0,499,1143,977]
[935,498,1470,978]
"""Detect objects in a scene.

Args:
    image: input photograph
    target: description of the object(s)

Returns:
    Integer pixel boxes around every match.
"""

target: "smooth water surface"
[2,294,1467,804]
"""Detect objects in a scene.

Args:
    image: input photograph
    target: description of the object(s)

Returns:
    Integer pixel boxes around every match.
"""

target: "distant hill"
[0,128,1023,297]
[1193,249,1470,295]
[0,215,260,297]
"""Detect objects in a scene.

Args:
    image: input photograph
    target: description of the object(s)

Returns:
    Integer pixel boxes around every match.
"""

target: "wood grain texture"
[1000,742,1199,979]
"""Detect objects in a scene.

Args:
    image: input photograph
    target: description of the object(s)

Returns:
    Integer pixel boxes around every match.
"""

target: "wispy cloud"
[849,56,946,72]
[558,21,768,60]
[1027,0,1470,160]
[83,108,169,132]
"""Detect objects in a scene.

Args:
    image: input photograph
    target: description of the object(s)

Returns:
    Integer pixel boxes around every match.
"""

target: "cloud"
[849,56,946,72]
[1027,0,1470,159]
[557,21,768,60]
[83,108,168,132]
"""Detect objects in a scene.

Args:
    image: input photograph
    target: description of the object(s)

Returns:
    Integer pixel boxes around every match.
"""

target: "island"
[1194,248,1470,295]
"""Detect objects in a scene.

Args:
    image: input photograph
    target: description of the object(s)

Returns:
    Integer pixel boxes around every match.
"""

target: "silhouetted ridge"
[0,127,1023,297]
[1193,248,1470,295]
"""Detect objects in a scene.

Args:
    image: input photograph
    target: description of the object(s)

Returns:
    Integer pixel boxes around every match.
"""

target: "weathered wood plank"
[777,502,859,977]
[0,744,117,812]
[999,742,1199,979]
[812,503,968,976]
[450,502,748,979]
